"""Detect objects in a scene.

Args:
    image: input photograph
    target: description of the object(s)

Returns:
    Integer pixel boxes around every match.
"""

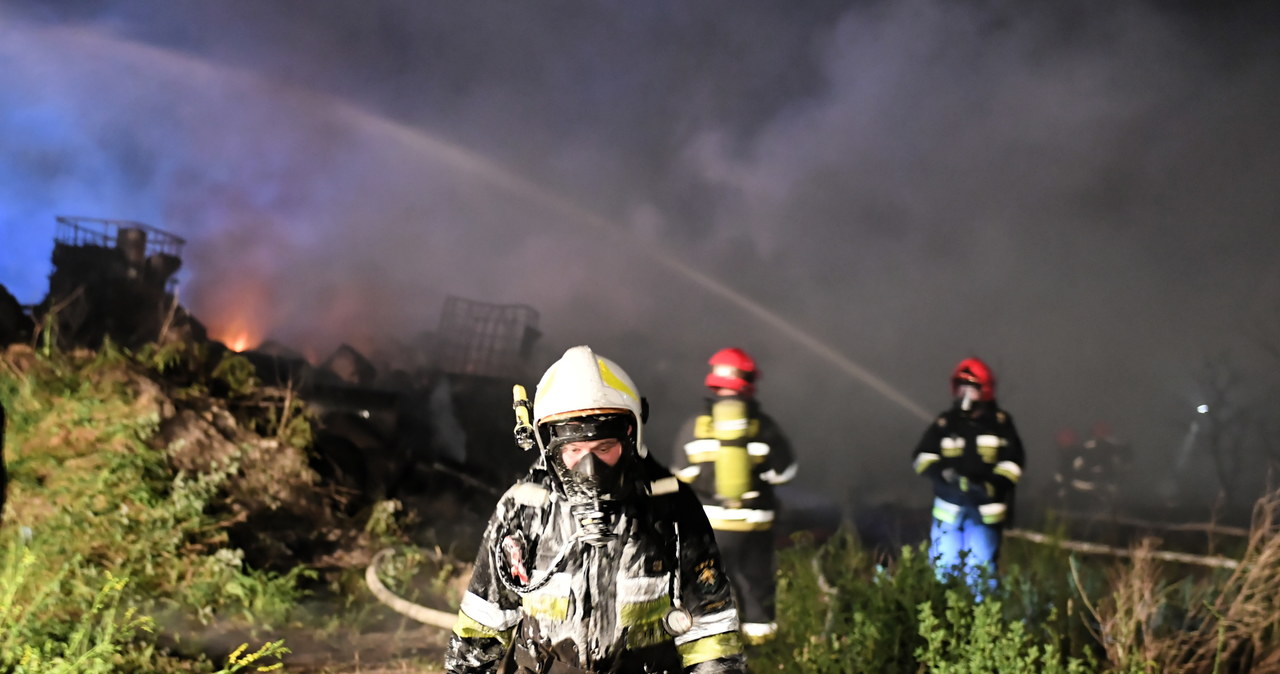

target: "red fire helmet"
[705,347,758,395]
[951,357,996,401]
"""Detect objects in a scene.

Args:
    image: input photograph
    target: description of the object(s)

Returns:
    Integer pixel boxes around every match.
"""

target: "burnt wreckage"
[14,215,544,534]
[44,216,199,349]
[242,295,545,515]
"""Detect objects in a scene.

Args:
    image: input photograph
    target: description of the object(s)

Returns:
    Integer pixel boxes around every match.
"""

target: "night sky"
[3,0,1279,511]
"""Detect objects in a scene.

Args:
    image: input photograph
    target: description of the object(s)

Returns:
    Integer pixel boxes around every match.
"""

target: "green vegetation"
[0,344,296,671]
[752,507,1280,673]
[8,339,1280,672]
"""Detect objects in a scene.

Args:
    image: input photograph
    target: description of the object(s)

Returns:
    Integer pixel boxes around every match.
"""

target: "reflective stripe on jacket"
[444,457,746,674]
[912,403,1025,526]
[670,402,796,531]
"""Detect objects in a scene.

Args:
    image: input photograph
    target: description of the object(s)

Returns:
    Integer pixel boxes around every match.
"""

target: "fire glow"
[210,320,259,352]
[228,332,252,352]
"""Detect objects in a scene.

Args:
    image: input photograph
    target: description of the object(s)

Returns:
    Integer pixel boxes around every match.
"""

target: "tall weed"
[0,347,297,670]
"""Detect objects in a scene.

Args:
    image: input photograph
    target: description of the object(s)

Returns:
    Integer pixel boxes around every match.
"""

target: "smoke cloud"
[2,0,1278,511]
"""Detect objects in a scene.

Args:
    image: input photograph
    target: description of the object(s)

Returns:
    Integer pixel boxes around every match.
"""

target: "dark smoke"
[2,0,1279,514]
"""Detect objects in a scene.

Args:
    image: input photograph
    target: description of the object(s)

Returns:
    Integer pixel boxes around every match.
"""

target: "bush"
[0,346,297,671]
[749,528,1114,672]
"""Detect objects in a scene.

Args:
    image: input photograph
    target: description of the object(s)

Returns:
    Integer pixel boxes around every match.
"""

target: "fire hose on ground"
[365,548,458,630]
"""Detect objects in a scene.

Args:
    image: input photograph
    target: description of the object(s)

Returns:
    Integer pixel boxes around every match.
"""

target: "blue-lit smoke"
[0,16,933,422]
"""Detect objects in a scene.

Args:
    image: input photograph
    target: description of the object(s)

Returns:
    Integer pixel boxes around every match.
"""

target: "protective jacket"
[670,398,796,532]
[912,402,1025,526]
[444,455,746,674]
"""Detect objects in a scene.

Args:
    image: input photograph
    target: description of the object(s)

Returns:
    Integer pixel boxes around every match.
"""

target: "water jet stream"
[333,105,932,422]
[22,23,933,423]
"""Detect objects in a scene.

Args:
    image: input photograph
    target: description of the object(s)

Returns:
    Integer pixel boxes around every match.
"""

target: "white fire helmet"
[533,345,646,457]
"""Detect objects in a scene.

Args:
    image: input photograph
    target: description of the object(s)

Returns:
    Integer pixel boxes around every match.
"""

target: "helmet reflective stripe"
[705,347,758,395]
[597,358,638,401]
[534,345,645,456]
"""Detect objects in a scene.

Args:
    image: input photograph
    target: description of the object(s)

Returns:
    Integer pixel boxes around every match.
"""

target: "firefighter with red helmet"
[670,348,797,644]
[444,346,746,674]
[911,357,1024,595]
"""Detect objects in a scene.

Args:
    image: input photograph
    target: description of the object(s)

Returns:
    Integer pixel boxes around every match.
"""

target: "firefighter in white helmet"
[445,346,746,674]
[669,347,797,645]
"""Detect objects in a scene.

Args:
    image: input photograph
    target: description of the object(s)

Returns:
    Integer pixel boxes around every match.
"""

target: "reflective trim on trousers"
[675,607,740,646]
[978,502,1006,524]
[741,621,777,645]
[676,632,744,668]
[704,505,774,531]
[932,498,962,523]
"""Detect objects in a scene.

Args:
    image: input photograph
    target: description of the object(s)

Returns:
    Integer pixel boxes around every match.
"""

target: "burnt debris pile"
[2,217,547,575]
[42,216,205,349]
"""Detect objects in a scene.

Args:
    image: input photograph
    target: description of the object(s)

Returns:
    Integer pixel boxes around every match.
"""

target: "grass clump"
[0,344,299,671]
[753,532,1089,673]
[751,500,1280,674]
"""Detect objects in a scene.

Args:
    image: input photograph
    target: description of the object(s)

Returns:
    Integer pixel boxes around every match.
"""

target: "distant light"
[359,409,371,419]
[1197,404,1210,414]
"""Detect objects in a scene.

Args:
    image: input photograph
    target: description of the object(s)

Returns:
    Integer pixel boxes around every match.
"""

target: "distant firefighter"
[671,347,797,645]
[912,358,1025,596]
[1055,422,1132,514]
[1052,427,1084,508]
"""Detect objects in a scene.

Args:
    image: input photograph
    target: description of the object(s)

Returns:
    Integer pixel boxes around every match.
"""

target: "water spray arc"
[32,24,933,424]
[340,105,932,423]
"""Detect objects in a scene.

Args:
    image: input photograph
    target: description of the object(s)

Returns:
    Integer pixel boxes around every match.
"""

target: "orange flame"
[228,333,252,352]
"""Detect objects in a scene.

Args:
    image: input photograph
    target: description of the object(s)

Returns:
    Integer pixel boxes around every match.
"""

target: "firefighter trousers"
[929,506,1001,599]
[713,528,776,629]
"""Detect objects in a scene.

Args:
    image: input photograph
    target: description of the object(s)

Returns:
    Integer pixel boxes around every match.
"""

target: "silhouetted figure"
[1071,422,1133,515]
[1052,427,1087,511]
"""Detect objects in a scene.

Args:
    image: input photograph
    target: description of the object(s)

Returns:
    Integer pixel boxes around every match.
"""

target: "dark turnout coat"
[444,455,746,674]
[912,401,1025,525]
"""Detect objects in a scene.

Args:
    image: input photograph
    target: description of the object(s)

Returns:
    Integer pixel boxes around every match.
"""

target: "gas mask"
[543,413,635,546]
[550,447,624,502]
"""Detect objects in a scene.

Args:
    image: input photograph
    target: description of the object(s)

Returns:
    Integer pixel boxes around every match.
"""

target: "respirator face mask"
[953,378,989,413]
[544,413,634,502]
